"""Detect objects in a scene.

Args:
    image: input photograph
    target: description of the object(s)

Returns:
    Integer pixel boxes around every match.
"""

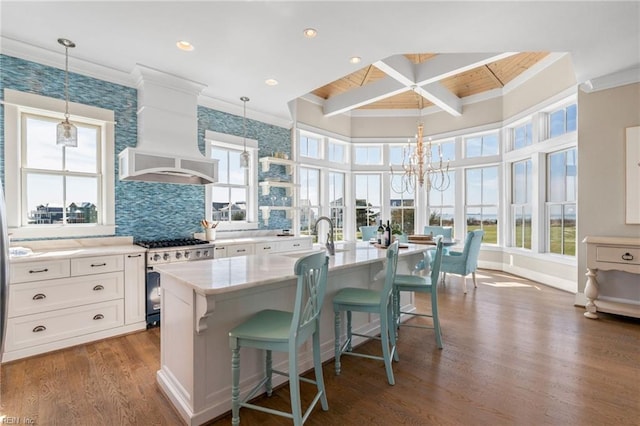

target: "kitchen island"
[154,241,426,425]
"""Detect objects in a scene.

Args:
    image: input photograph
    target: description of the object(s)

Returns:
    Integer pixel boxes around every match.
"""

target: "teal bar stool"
[229,252,330,425]
[333,241,400,385]
[393,238,445,349]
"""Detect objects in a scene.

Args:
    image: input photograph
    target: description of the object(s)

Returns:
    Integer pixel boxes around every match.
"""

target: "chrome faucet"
[314,216,335,255]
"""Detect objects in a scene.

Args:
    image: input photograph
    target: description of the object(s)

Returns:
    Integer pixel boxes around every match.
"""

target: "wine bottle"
[377,220,384,244]
[385,220,391,247]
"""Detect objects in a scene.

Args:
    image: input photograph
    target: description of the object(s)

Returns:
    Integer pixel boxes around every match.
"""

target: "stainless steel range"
[136,238,214,327]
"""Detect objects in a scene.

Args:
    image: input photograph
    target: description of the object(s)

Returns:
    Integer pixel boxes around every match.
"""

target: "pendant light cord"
[64,44,70,120]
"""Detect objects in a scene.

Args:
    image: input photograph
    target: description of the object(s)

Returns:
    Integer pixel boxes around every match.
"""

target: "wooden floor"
[1,270,639,425]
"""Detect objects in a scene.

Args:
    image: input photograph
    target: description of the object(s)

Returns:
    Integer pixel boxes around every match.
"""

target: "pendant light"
[239,96,250,168]
[56,38,78,147]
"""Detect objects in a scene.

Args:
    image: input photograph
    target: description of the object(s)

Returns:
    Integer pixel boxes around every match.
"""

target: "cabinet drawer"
[10,259,70,284]
[255,242,278,254]
[8,271,124,318]
[4,299,124,352]
[71,254,123,276]
[213,245,228,259]
[279,238,312,253]
[596,246,640,265]
[227,244,255,257]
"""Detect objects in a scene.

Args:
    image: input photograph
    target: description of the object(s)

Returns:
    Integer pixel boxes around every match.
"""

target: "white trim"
[4,89,116,239]
[580,65,640,93]
[198,94,292,129]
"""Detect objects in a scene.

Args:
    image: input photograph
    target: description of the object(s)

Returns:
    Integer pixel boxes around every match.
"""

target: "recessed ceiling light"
[176,40,194,51]
[349,56,362,64]
[303,28,317,38]
[265,79,279,86]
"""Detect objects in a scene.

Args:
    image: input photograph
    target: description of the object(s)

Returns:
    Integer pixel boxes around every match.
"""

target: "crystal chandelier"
[56,38,78,147]
[239,96,250,168]
[390,87,450,193]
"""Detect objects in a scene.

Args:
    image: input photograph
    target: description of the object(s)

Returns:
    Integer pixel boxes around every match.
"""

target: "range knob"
[163,253,170,261]
[175,252,182,260]
[184,251,191,259]
[195,250,201,258]
[153,253,161,261]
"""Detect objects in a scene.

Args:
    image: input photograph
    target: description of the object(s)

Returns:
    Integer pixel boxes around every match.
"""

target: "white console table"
[583,236,640,319]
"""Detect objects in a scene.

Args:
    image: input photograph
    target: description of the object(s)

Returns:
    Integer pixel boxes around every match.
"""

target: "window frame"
[546,148,577,256]
[4,89,115,239]
[205,130,258,231]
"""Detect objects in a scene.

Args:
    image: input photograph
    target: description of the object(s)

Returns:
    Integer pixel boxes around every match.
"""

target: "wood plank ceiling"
[312,52,549,113]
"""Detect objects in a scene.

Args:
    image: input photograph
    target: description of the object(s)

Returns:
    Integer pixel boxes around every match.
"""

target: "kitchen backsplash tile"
[0,54,292,241]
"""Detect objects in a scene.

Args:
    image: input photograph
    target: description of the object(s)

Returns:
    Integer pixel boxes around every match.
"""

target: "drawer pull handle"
[32,293,46,300]
[32,325,46,333]
[29,268,49,274]
[93,285,105,291]
[264,246,271,250]
[293,243,300,247]
[93,314,104,321]
[622,252,634,261]
[215,247,225,251]
[237,249,246,253]
[91,263,107,267]
[128,254,142,258]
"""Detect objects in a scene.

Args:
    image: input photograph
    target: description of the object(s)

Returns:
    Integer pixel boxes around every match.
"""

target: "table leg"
[584,268,599,319]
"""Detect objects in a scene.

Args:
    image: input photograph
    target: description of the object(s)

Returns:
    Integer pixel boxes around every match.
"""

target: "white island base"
[155,243,424,425]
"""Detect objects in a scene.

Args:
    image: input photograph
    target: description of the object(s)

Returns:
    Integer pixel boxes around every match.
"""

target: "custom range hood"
[119,65,218,185]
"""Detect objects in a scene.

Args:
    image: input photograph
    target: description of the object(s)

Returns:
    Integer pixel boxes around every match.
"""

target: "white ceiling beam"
[416,82,462,117]
[323,77,407,117]
[373,55,416,86]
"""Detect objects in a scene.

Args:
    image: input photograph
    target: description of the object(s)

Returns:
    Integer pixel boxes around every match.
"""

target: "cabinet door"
[71,254,123,276]
[124,252,146,325]
[226,244,255,257]
[10,259,70,284]
[213,245,228,259]
[279,238,313,253]
[8,272,123,318]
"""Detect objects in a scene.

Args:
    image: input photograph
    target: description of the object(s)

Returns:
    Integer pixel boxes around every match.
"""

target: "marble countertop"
[9,236,145,263]
[155,241,427,295]
[194,234,311,245]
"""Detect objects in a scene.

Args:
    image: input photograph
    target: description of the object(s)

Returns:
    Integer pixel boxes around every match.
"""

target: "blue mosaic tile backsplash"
[0,54,292,241]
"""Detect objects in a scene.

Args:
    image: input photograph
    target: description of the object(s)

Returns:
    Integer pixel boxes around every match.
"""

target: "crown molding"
[580,65,640,93]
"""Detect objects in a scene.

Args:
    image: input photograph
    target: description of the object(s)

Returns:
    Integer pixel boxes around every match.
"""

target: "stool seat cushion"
[394,274,433,292]
[229,309,292,343]
[333,288,380,306]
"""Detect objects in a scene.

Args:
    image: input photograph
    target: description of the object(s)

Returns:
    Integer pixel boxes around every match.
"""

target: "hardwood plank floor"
[1,270,638,425]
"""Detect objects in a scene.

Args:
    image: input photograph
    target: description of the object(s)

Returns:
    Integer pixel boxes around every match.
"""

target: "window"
[547,149,576,256]
[4,89,115,239]
[328,172,345,240]
[511,160,532,249]
[429,171,455,232]
[206,130,257,230]
[300,134,321,159]
[354,174,381,231]
[299,167,321,238]
[210,146,249,223]
[549,104,577,138]
[354,146,382,165]
[465,132,499,158]
[328,140,347,163]
[389,175,414,235]
[465,166,498,244]
[431,139,455,162]
[513,122,533,150]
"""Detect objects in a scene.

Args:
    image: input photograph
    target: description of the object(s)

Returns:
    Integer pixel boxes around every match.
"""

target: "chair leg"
[441,272,447,285]
[379,310,395,385]
[472,271,478,288]
[463,275,467,294]
[431,290,443,349]
[334,310,341,376]
[346,311,353,351]
[231,346,240,426]
[388,301,399,362]
[265,350,273,396]
[288,350,302,425]
[313,330,329,411]
[392,288,400,331]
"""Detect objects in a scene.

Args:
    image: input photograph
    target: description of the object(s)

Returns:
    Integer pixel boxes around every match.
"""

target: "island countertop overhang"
[154,242,427,295]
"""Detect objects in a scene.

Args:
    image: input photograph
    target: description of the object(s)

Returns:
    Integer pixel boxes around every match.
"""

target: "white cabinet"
[211,237,313,259]
[583,236,640,319]
[278,238,312,252]
[124,252,146,325]
[255,241,278,254]
[226,244,255,257]
[4,249,147,362]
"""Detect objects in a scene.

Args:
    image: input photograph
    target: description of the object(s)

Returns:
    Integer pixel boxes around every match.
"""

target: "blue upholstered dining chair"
[393,237,445,349]
[439,229,484,294]
[228,251,329,425]
[423,225,452,239]
[333,241,400,385]
[359,225,379,242]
